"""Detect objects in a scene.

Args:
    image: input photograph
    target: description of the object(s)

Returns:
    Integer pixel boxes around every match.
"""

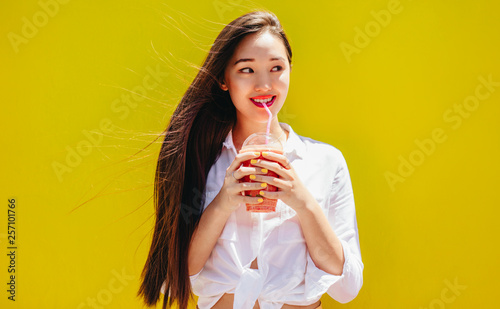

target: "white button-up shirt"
[172,122,363,308]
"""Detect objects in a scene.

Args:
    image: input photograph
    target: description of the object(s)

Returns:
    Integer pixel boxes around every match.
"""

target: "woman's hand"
[247,152,314,211]
[216,151,269,213]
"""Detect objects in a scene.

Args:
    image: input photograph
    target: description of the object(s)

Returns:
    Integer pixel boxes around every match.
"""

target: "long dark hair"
[137,10,292,309]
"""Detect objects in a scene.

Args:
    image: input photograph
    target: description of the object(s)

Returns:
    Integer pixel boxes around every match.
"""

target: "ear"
[219,80,228,91]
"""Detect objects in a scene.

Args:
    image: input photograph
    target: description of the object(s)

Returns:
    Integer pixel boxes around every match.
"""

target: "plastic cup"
[239,133,284,212]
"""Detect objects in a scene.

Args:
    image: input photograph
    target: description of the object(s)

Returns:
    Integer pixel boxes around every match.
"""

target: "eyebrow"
[233,57,286,66]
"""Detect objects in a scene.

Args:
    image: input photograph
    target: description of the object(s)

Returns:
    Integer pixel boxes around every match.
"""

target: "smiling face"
[221,30,291,125]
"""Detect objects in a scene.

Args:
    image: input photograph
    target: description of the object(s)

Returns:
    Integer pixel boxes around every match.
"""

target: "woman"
[137,10,363,309]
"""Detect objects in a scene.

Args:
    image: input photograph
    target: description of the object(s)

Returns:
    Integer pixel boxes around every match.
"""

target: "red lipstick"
[250,95,276,108]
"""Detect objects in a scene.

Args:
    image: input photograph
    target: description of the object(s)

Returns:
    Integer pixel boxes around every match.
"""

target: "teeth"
[253,96,274,103]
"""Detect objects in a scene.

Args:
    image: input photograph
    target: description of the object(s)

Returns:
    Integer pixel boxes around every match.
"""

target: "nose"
[254,73,272,92]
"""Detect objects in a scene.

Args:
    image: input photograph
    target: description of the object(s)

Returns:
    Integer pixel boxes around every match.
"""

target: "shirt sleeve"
[325,150,364,303]
[161,261,204,296]
[189,268,203,286]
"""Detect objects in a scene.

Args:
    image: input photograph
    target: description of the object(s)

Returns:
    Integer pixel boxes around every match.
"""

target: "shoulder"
[290,130,354,201]
[296,133,347,169]
[300,135,343,156]
[283,123,344,162]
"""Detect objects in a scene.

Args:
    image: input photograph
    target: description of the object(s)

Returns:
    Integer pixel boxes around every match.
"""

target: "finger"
[232,188,267,204]
[231,170,240,181]
[238,166,270,177]
[241,195,265,204]
[228,181,268,196]
[258,190,280,200]
[232,166,268,183]
[261,152,292,169]
[250,161,294,180]
[226,151,261,174]
[253,175,292,190]
[240,181,269,194]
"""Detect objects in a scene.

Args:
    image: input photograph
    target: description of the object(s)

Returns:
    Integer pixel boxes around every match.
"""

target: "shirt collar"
[222,122,306,159]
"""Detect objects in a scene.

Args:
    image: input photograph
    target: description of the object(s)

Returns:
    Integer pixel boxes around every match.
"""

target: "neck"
[232,118,288,152]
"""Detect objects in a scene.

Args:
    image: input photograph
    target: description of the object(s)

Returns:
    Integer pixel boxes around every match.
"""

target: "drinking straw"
[262,103,272,144]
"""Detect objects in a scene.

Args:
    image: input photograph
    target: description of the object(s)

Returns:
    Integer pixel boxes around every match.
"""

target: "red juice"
[239,148,284,212]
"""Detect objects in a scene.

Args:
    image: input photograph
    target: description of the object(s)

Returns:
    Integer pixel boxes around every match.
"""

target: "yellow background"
[1,0,499,308]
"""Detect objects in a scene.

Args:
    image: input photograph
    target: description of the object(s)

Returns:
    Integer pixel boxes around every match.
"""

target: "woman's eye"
[271,66,283,72]
[240,68,253,73]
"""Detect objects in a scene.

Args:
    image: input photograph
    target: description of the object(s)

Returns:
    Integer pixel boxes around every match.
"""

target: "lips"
[250,95,276,108]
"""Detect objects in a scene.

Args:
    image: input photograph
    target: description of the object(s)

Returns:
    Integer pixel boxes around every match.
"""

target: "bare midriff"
[210,294,321,309]
[209,258,321,309]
